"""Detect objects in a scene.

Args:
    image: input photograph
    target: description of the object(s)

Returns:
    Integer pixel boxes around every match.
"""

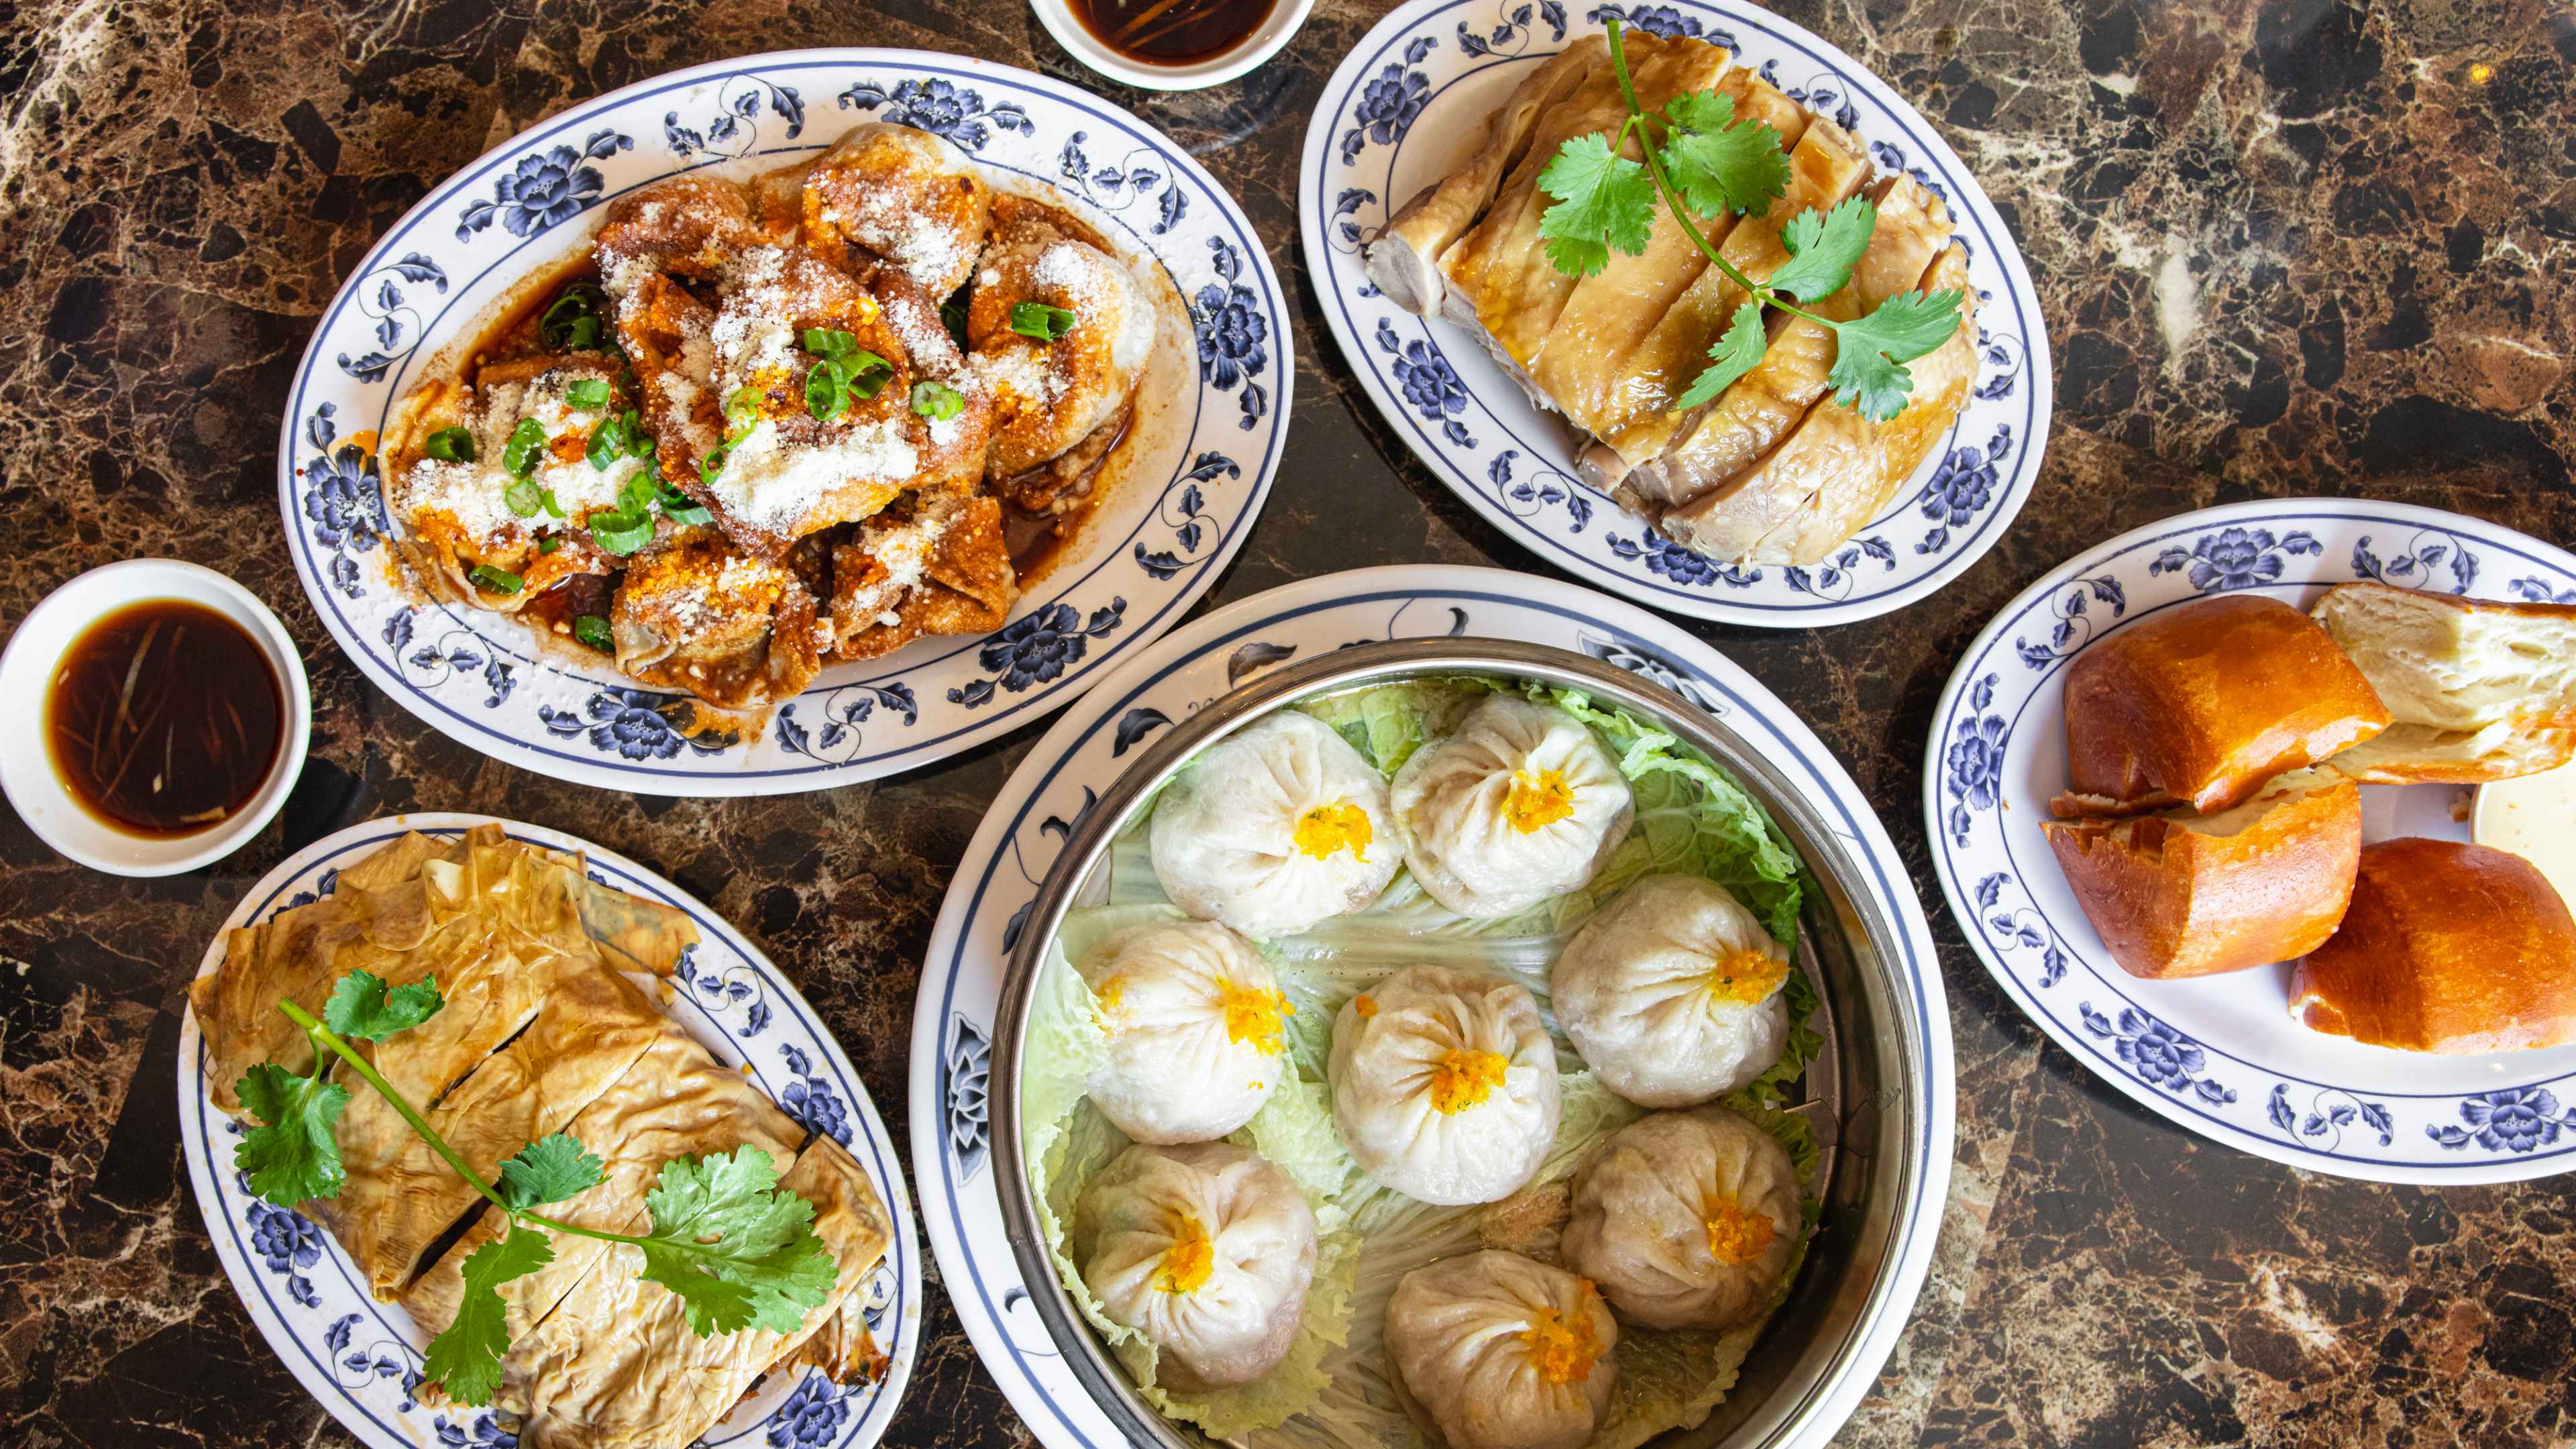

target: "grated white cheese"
[708,416,916,536]
[394,370,641,545]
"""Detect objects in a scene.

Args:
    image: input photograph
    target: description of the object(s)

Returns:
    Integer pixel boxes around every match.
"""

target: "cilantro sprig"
[1535,18,1963,422]
[232,970,838,1407]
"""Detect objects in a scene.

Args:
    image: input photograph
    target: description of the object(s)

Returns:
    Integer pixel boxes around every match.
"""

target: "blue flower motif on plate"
[1134,462,1232,580]
[1376,318,1474,448]
[1585,3,1725,41]
[2080,1003,2237,1104]
[2147,525,2322,593]
[335,252,449,382]
[246,1198,325,1307]
[1971,870,2068,987]
[767,1373,850,1447]
[539,688,738,759]
[947,600,1128,708]
[1605,529,1761,588]
[1490,449,1593,532]
[1340,37,1438,162]
[946,1012,993,1183]
[780,1044,853,1148]
[837,76,1031,151]
[456,129,631,242]
[1576,629,1729,715]
[1192,239,1271,429]
[665,77,804,159]
[2012,574,2125,670]
[1939,672,2004,845]
[2265,1085,2395,1150]
[1456,0,1570,57]
[301,405,386,600]
[1916,425,2011,556]
[433,1413,517,1448]
[2427,1087,2576,1154]
[2509,576,2576,604]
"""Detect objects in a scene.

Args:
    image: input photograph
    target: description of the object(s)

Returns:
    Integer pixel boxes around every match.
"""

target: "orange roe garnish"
[1220,983,1293,1056]
[1428,1049,1510,1114]
[1155,1212,1214,1295]
[1293,800,1373,861]
[1519,1288,1604,1385]
[1353,994,1377,1019]
[1704,948,1788,1006]
[1703,1198,1777,1266]
[1503,769,1575,833]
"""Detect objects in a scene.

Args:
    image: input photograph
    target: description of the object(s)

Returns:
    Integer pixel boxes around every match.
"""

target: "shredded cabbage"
[1024,679,1825,1448]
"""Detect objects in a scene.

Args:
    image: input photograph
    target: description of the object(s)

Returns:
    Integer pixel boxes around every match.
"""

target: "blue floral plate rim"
[904,563,1955,1449]
[178,812,923,1448]
[1297,0,2052,626]
[1925,498,2576,1184]
[279,48,1289,795]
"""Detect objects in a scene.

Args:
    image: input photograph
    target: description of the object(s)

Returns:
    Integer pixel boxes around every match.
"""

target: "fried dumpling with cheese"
[1552,873,1792,1108]
[1560,1108,1801,1332]
[801,121,993,299]
[610,528,826,710]
[1150,710,1403,938]
[967,202,1157,495]
[828,486,1017,659]
[1389,696,1635,918]
[1076,1141,1318,1392]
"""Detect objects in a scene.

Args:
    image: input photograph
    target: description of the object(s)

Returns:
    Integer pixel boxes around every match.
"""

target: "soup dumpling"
[1390,697,1634,918]
[1552,873,1792,1108]
[1150,710,1403,938]
[1078,1141,1318,1391]
[1560,1108,1801,1332]
[1330,963,1558,1204]
[1079,919,1294,1144]
[1385,1249,1619,1449]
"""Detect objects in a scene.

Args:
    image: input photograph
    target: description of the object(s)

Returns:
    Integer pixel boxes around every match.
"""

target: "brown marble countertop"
[4,0,2573,1445]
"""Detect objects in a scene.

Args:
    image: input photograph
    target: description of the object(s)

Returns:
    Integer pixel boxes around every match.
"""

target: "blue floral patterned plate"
[1927,499,2576,1183]
[283,50,1287,794]
[179,814,922,1448]
[1297,0,2049,626]
[908,564,1954,1448]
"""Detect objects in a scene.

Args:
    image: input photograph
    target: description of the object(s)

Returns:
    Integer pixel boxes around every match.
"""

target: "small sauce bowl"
[1032,0,1313,91]
[1,559,312,876]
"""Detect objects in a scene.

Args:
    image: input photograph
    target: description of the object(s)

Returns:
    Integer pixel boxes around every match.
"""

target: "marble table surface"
[3,0,2572,1445]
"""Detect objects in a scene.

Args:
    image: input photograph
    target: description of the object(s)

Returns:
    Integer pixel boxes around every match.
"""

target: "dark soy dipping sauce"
[1069,0,1277,64]
[46,600,284,837]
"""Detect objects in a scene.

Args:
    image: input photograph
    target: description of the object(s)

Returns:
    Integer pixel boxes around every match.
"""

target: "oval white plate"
[179,814,922,1448]
[1925,499,2576,1183]
[1297,0,2049,626]
[282,49,1288,794]
[907,563,1953,1449]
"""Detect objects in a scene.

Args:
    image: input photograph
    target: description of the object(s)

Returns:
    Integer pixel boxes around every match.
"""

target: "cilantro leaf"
[635,1146,839,1336]
[1674,301,1772,410]
[1764,196,1879,303]
[323,971,445,1041]
[1659,91,1790,219]
[1827,288,1966,423]
[421,1226,553,1407]
[1536,132,1656,278]
[233,1063,352,1207]
[498,1134,607,1211]
[1841,286,1966,365]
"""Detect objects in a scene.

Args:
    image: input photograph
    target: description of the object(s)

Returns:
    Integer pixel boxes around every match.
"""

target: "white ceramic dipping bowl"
[1031,0,1313,91]
[0,559,311,876]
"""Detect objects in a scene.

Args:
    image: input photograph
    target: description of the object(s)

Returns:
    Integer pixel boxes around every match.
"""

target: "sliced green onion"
[539,486,564,520]
[939,294,971,352]
[1010,301,1077,341]
[587,509,654,556]
[801,327,858,360]
[503,478,543,517]
[540,284,608,352]
[911,379,965,422]
[537,535,563,555]
[468,564,523,595]
[424,426,476,463]
[843,350,892,401]
[502,417,547,478]
[566,377,611,410]
[585,417,623,471]
[651,477,714,527]
[574,614,614,651]
[805,364,847,422]
[624,410,654,458]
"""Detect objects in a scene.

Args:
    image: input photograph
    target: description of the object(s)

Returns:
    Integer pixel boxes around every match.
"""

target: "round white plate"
[1926,499,2576,1183]
[1297,0,2050,627]
[907,564,1953,1449]
[282,49,1289,794]
[180,814,922,1448]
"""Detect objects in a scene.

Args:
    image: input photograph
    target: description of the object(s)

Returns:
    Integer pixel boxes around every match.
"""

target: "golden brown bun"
[2043,773,2361,979]
[2289,839,2576,1054]
[2310,582,2576,784]
[2061,595,2391,814]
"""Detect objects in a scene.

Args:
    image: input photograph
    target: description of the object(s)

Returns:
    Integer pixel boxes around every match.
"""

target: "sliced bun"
[2043,771,2361,979]
[2061,595,2391,814]
[2289,838,2576,1054]
[2311,582,2576,784]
